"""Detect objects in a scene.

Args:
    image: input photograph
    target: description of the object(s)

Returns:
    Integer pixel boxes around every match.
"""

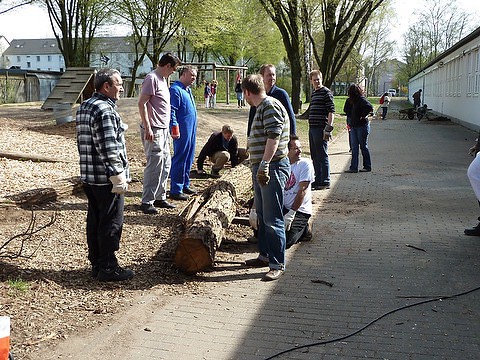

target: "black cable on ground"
[265,285,480,359]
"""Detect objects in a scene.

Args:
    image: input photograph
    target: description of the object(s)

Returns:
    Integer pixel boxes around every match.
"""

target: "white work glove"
[256,160,270,186]
[283,209,296,231]
[109,172,128,194]
[323,124,334,141]
[249,208,258,230]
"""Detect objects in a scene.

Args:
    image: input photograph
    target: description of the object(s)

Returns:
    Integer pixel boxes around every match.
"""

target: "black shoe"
[301,222,312,242]
[464,224,480,236]
[91,265,99,278]
[345,169,358,173]
[359,168,371,172]
[211,169,221,178]
[140,203,158,214]
[97,266,134,282]
[183,187,197,195]
[313,183,330,190]
[170,193,189,201]
[244,258,269,267]
[154,200,176,209]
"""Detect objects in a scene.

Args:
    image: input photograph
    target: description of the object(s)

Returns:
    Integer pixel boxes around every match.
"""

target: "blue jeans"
[309,127,330,185]
[350,123,372,171]
[381,107,388,120]
[253,157,290,270]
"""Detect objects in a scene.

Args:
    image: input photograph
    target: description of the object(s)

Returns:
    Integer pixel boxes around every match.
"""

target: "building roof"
[3,39,61,55]
[2,37,143,56]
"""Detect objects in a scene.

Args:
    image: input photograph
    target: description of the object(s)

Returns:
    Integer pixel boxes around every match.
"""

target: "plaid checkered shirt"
[76,92,129,185]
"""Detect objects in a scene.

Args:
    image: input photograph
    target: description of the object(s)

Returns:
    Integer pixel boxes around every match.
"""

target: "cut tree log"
[174,163,252,274]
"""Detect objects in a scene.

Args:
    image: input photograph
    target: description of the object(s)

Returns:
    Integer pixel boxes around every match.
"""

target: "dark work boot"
[464,217,480,236]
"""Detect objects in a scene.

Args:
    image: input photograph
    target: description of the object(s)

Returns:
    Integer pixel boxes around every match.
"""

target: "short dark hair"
[222,124,233,134]
[94,68,120,91]
[288,134,299,150]
[158,53,181,68]
[241,74,264,94]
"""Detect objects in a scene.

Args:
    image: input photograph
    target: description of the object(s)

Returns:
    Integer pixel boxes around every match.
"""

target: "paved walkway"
[44,113,480,359]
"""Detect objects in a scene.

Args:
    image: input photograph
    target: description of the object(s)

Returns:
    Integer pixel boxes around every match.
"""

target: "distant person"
[343,98,353,152]
[169,65,198,201]
[344,84,373,173]
[76,68,134,282]
[242,74,290,281]
[204,81,212,108]
[197,125,246,177]
[465,132,480,236]
[210,79,217,108]
[413,89,422,108]
[138,53,181,214]
[235,79,243,108]
[247,64,296,136]
[308,70,335,190]
[284,135,314,249]
[380,92,391,120]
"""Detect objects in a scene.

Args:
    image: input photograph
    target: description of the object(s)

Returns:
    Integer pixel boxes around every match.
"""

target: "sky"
[1,0,479,47]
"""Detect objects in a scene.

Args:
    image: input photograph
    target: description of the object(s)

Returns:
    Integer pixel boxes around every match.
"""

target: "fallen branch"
[0,150,74,163]
[1,177,82,207]
[0,210,57,259]
[405,244,426,252]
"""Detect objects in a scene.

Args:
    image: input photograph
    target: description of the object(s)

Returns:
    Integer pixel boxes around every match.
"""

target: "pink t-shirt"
[141,71,170,128]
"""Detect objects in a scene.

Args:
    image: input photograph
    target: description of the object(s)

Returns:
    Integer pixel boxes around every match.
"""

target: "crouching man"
[197,124,247,177]
[283,135,314,248]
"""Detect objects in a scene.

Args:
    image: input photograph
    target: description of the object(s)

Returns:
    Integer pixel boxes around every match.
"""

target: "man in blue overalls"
[169,65,198,201]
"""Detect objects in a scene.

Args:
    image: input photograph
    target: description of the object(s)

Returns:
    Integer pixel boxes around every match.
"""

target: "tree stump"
[174,164,252,274]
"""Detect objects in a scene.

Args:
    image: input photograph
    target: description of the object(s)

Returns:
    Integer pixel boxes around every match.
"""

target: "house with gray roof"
[1,37,157,76]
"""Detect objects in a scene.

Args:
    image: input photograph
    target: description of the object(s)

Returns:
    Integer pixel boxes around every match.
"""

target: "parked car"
[388,88,397,97]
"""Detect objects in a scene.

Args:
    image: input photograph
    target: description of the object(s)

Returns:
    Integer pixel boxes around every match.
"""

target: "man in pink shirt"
[138,53,181,214]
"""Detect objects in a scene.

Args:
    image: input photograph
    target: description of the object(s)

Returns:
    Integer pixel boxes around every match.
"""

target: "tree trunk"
[174,164,252,274]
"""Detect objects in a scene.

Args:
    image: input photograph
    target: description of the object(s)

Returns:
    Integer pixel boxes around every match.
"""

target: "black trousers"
[286,210,310,249]
[82,183,124,270]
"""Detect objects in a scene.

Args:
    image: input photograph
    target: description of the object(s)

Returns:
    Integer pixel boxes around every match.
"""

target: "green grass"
[7,278,30,292]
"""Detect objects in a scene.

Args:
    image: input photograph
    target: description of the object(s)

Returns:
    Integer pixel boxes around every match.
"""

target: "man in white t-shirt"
[283,135,315,248]
[138,53,181,214]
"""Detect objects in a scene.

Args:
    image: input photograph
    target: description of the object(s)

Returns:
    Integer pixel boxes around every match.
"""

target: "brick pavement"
[43,113,480,359]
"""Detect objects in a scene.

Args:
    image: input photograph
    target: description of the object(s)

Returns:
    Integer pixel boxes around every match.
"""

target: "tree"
[401,0,472,76]
[258,0,302,113]
[356,3,395,95]
[44,0,114,67]
[303,0,386,89]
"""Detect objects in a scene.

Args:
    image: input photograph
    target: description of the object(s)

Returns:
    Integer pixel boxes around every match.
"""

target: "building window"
[27,62,31,68]
[36,56,40,62]
[475,49,480,95]
[47,55,51,62]
[16,56,20,62]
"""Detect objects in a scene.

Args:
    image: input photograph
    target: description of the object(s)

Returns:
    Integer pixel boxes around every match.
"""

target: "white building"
[408,27,480,130]
[2,39,66,71]
[1,37,156,77]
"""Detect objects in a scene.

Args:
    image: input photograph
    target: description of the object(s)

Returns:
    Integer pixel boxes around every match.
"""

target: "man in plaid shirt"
[76,68,134,282]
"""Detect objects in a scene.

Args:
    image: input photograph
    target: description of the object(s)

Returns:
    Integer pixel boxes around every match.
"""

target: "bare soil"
[0,98,254,359]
